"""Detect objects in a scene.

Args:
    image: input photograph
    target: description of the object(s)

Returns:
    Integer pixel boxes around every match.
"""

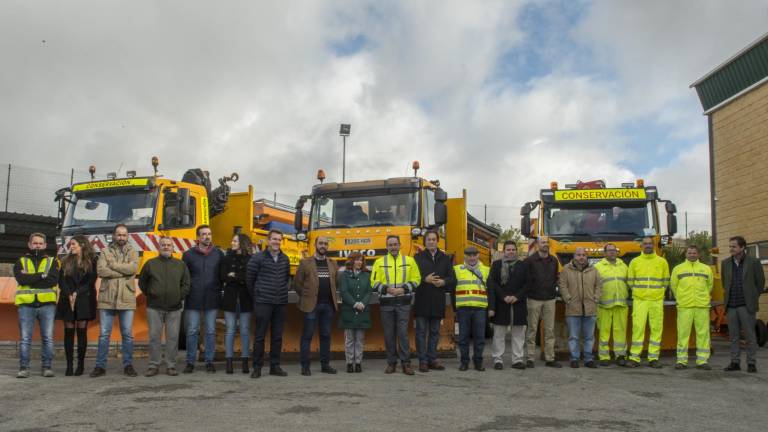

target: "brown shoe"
[428,361,445,371]
[385,364,396,374]
[144,367,159,377]
[402,364,415,376]
[418,363,429,373]
[166,368,178,376]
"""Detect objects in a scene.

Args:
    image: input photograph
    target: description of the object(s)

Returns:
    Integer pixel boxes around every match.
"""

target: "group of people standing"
[13,225,765,379]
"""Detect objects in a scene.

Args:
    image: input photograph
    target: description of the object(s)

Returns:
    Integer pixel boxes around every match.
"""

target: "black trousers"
[252,303,286,368]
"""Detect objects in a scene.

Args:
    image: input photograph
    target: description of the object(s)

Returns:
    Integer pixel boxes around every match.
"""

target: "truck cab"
[292,167,499,353]
[57,176,208,268]
[520,180,678,266]
[293,175,450,264]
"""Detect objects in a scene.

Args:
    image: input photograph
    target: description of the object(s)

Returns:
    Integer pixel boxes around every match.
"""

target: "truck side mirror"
[54,187,70,231]
[434,188,448,203]
[521,215,531,237]
[178,188,191,226]
[667,213,678,237]
[665,201,677,214]
[294,210,303,232]
[520,202,536,238]
[294,196,308,232]
[434,202,447,226]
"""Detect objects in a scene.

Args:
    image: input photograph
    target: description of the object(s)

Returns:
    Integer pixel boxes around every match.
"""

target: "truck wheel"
[756,320,767,348]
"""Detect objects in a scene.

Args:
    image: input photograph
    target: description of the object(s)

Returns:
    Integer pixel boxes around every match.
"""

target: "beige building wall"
[711,81,768,250]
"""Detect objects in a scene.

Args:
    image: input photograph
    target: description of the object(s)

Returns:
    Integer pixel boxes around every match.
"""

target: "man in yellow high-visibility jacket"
[371,235,421,375]
[627,237,669,368]
[454,246,490,371]
[671,245,713,370]
[13,232,60,378]
[594,243,629,367]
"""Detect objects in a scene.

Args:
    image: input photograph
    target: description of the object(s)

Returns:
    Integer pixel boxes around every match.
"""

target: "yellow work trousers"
[597,305,628,361]
[629,300,663,362]
[676,307,710,365]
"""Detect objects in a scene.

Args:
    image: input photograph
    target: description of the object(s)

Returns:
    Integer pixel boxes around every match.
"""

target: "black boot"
[64,328,75,376]
[241,358,249,374]
[225,358,234,374]
[75,327,87,376]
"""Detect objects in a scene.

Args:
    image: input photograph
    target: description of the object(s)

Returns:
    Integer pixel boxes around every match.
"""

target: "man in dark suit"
[721,236,766,373]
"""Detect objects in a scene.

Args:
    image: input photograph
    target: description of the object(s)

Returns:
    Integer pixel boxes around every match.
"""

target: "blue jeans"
[95,309,135,369]
[300,302,335,368]
[457,307,486,366]
[186,309,218,364]
[224,304,251,359]
[18,304,56,370]
[415,316,441,364]
[566,315,597,362]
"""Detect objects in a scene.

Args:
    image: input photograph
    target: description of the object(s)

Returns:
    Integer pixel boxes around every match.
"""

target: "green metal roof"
[691,32,768,113]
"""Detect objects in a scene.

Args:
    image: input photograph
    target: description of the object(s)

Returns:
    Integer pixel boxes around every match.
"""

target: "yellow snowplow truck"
[52,158,308,346]
[292,165,500,353]
[55,159,306,272]
[520,179,681,353]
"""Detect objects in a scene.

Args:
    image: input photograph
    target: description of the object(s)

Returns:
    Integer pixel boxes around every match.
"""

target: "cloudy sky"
[1,0,766,233]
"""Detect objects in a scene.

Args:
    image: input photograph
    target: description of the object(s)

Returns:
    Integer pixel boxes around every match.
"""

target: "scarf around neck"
[500,256,519,285]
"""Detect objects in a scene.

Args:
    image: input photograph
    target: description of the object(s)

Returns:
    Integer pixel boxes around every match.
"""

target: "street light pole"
[339,124,351,183]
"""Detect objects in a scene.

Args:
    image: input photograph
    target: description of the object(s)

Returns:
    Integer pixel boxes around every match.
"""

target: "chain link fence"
[0,163,92,217]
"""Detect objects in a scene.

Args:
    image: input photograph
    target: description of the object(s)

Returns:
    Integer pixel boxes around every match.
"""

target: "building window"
[746,241,768,264]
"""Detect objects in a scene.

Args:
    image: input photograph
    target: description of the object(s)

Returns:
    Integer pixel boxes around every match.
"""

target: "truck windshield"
[544,201,654,238]
[63,190,158,231]
[311,191,419,229]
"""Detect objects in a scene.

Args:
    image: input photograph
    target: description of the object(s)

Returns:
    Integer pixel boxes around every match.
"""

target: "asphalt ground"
[0,338,766,432]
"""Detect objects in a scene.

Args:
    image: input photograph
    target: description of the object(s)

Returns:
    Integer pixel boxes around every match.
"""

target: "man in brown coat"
[91,224,140,377]
[295,236,340,376]
[560,247,602,368]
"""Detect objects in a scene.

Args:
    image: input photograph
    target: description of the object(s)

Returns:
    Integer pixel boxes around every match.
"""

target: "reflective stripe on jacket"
[670,260,713,308]
[627,253,670,301]
[371,253,421,296]
[453,263,490,308]
[594,258,628,308]
[15,257,58,306]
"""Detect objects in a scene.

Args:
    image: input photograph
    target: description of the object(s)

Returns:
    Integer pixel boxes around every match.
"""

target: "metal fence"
[0,163,92,217]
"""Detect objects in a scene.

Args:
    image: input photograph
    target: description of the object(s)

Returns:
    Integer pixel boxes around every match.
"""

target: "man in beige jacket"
[559,247,602,369]
[295,236,340,376]
[90,224,139,377]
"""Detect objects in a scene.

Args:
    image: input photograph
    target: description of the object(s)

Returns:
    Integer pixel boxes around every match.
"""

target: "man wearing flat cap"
[452,246,490,371]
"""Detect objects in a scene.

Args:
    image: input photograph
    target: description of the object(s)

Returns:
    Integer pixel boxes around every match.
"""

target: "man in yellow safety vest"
[13,232,60,378]
[671,245,713,370]
[371,235,421,375]
[594,243,629,367]
[454,246,490,371]
[627,237,670,368]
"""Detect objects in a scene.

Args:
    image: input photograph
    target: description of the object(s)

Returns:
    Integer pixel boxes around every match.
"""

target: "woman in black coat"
[220,234,253,374]
[55,235,98,376]
[487,241,529,369]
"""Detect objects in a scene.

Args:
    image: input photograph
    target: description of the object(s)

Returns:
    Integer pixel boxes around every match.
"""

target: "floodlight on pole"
[339,124,351,183]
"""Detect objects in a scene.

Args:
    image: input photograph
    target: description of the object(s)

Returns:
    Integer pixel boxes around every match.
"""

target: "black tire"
[756,320,767,348]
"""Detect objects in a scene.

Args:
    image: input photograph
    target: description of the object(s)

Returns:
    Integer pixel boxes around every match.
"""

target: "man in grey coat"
[722,236,766,373]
